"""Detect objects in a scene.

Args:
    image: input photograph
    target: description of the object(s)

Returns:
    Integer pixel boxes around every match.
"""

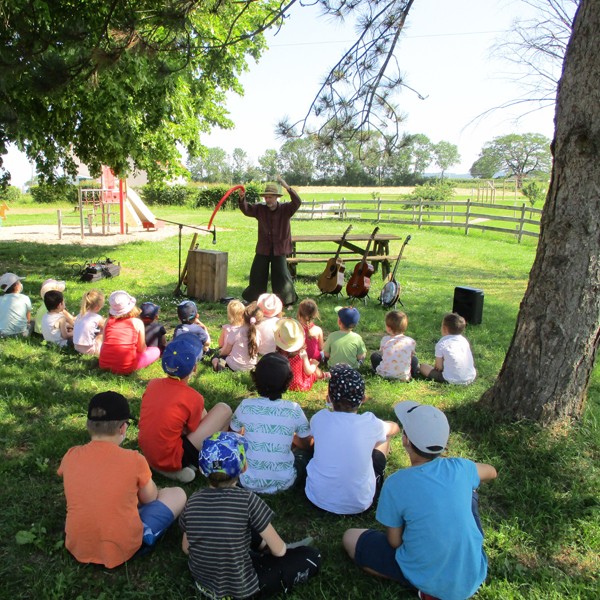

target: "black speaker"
[452,286,484,325]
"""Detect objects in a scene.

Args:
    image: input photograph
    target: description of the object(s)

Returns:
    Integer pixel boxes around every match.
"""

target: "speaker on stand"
[452,286,484,325]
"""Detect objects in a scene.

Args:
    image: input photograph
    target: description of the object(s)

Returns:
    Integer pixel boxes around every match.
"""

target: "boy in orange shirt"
[57,391,186,568]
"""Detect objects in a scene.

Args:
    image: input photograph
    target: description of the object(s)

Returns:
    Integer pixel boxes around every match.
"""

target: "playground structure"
[57,166,161,240]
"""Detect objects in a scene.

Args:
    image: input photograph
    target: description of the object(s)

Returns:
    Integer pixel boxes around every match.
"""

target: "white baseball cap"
[0,272,25,292]
[394,401,450,455]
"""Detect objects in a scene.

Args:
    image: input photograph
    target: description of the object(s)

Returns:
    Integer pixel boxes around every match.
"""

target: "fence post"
[517,203,526,243]
[377,197,382,222]
[57,209,62,240]
[341,197,346,219]
[418,198,423,229]
[311,198,315,220]
[465,198,471,236]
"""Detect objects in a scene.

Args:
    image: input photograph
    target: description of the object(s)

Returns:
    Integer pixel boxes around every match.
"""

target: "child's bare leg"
[420,362,434,377]
[156,486,187,516]
[186,403,232,450]
[342,528,369,560]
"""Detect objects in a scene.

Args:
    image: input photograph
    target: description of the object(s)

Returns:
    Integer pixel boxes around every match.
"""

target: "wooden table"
[288,232,402,278]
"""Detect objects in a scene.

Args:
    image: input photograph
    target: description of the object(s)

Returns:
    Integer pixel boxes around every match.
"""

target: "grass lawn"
[0,205,598,600]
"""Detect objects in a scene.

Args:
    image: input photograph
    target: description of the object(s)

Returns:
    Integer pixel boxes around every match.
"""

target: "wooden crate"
[186,249,228,302]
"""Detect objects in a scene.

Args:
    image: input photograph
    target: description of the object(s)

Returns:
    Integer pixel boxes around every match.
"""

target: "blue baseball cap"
[162,333,203,378]
[140,302,160,320]
[177,300,198,323]
[335,306,360,327]
[199,432,248,478]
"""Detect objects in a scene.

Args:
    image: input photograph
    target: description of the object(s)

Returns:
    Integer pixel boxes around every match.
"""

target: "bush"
[0,185,22,203]
[407,181,456,203]
[139,184,193,206]
[30,178,78,204]
[521,180,548,207]
[193,182,262,209]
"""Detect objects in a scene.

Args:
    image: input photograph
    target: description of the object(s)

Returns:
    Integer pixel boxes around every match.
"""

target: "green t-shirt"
[324,330,366,369]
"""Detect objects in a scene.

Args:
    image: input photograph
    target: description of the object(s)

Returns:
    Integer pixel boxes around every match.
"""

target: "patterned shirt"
[231,397,311,493]
[376,334,416,380]
[180,487,273,599]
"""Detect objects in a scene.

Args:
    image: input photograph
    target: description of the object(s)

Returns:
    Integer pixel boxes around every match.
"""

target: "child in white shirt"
[73,290,105,355]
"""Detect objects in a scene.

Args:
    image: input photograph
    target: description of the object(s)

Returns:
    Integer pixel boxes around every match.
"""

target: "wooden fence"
[295,198,542,242]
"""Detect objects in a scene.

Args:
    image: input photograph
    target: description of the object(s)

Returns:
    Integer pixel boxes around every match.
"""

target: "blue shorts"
[138,500,175,547]
[354,530,415,589]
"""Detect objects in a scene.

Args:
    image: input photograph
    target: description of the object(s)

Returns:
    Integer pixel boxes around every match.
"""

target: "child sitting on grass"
[0,272,32,337]
[174,300,210,356]
[342,400,497,600]
[212,302,263,372]
[420,312,476,385]
[140,302,167,354]
[323,306,366,369]
[297,298,324,363]
[230,352,312,493]
[370,310,418,381]
[139,334,232,484]
[73,289,105,355]
[41,290,74,347]
[256,292,283,355]
[274,318,328,392]
[57,391,186,568]
[99,290,160,374]
[180,431,321,599]
[217,299,245,348]
[305,364,400,515]
[34,278,72,335]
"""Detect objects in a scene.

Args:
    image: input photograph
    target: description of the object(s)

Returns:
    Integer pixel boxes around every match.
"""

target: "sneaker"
[153,467,196,483]
[418,592,440,600]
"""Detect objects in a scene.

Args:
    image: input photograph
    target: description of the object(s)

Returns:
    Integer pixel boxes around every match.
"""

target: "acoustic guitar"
[317,225,353,294]
[378,234,411,308]
[346,226,380,299]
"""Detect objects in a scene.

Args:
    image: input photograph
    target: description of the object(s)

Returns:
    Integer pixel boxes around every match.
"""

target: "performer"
[238,177,300,307]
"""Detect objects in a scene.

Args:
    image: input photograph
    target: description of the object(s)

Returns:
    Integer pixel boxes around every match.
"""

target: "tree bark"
[481,0,600,424]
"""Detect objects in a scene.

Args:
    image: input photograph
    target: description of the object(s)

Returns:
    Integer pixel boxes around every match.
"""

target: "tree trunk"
[481,0,600,424]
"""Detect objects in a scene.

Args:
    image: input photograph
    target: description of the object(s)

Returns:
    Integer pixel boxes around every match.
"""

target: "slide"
[125,186,161,229]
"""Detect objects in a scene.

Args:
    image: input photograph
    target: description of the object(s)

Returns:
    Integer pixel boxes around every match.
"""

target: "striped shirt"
[180,487,273,599]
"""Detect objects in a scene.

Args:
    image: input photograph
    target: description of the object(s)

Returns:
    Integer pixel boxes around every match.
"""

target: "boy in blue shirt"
[342,401,497,600]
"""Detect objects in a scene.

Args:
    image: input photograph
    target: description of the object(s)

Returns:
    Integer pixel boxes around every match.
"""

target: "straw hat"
[40,279,66,299]
[261,183,283,197]
[274,318,305,353]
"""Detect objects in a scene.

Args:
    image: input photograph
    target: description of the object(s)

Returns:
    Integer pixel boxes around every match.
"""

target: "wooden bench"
[287,255,399,279]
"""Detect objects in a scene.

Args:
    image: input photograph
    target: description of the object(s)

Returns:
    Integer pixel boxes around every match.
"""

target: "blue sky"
[4,0,561,186]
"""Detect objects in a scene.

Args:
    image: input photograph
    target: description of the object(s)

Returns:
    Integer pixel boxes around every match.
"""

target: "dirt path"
[0,224,208,246]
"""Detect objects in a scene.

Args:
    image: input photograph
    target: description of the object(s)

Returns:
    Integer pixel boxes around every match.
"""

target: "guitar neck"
[389,236,410,280]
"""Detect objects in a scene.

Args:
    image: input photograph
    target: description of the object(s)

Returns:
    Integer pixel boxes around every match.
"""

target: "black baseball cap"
[87,391,133,422]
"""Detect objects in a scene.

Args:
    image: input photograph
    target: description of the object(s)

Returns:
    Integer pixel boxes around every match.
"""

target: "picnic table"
[287,232,402,278]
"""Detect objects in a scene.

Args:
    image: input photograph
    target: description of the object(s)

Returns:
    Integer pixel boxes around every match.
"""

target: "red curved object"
[207,185,245,230]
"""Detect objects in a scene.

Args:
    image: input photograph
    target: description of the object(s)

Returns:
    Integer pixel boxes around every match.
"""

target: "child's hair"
[86,420,123,437]
[243,302,263,360]
[385,310,408,334]
[406,438,441,461]
[252,353,293,399]
[207,472,237,488]
[80,289,105,316]
[44,290,64,311]
[227,300,245,326]
[443,312,466,335]
[115,306,141,320]
[5,281,21,294]
[297,298,320,323]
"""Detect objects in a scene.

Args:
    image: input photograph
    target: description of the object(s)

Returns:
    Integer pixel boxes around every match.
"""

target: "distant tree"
[187,147,231,183]
[470,133,552,187]
[257,149,281,181]
[469,153,500,179]
[409,134,434,176]
[432,141,460,180]
[521,180,548,207]
[231,148,250,183]
[278,138,317,185]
